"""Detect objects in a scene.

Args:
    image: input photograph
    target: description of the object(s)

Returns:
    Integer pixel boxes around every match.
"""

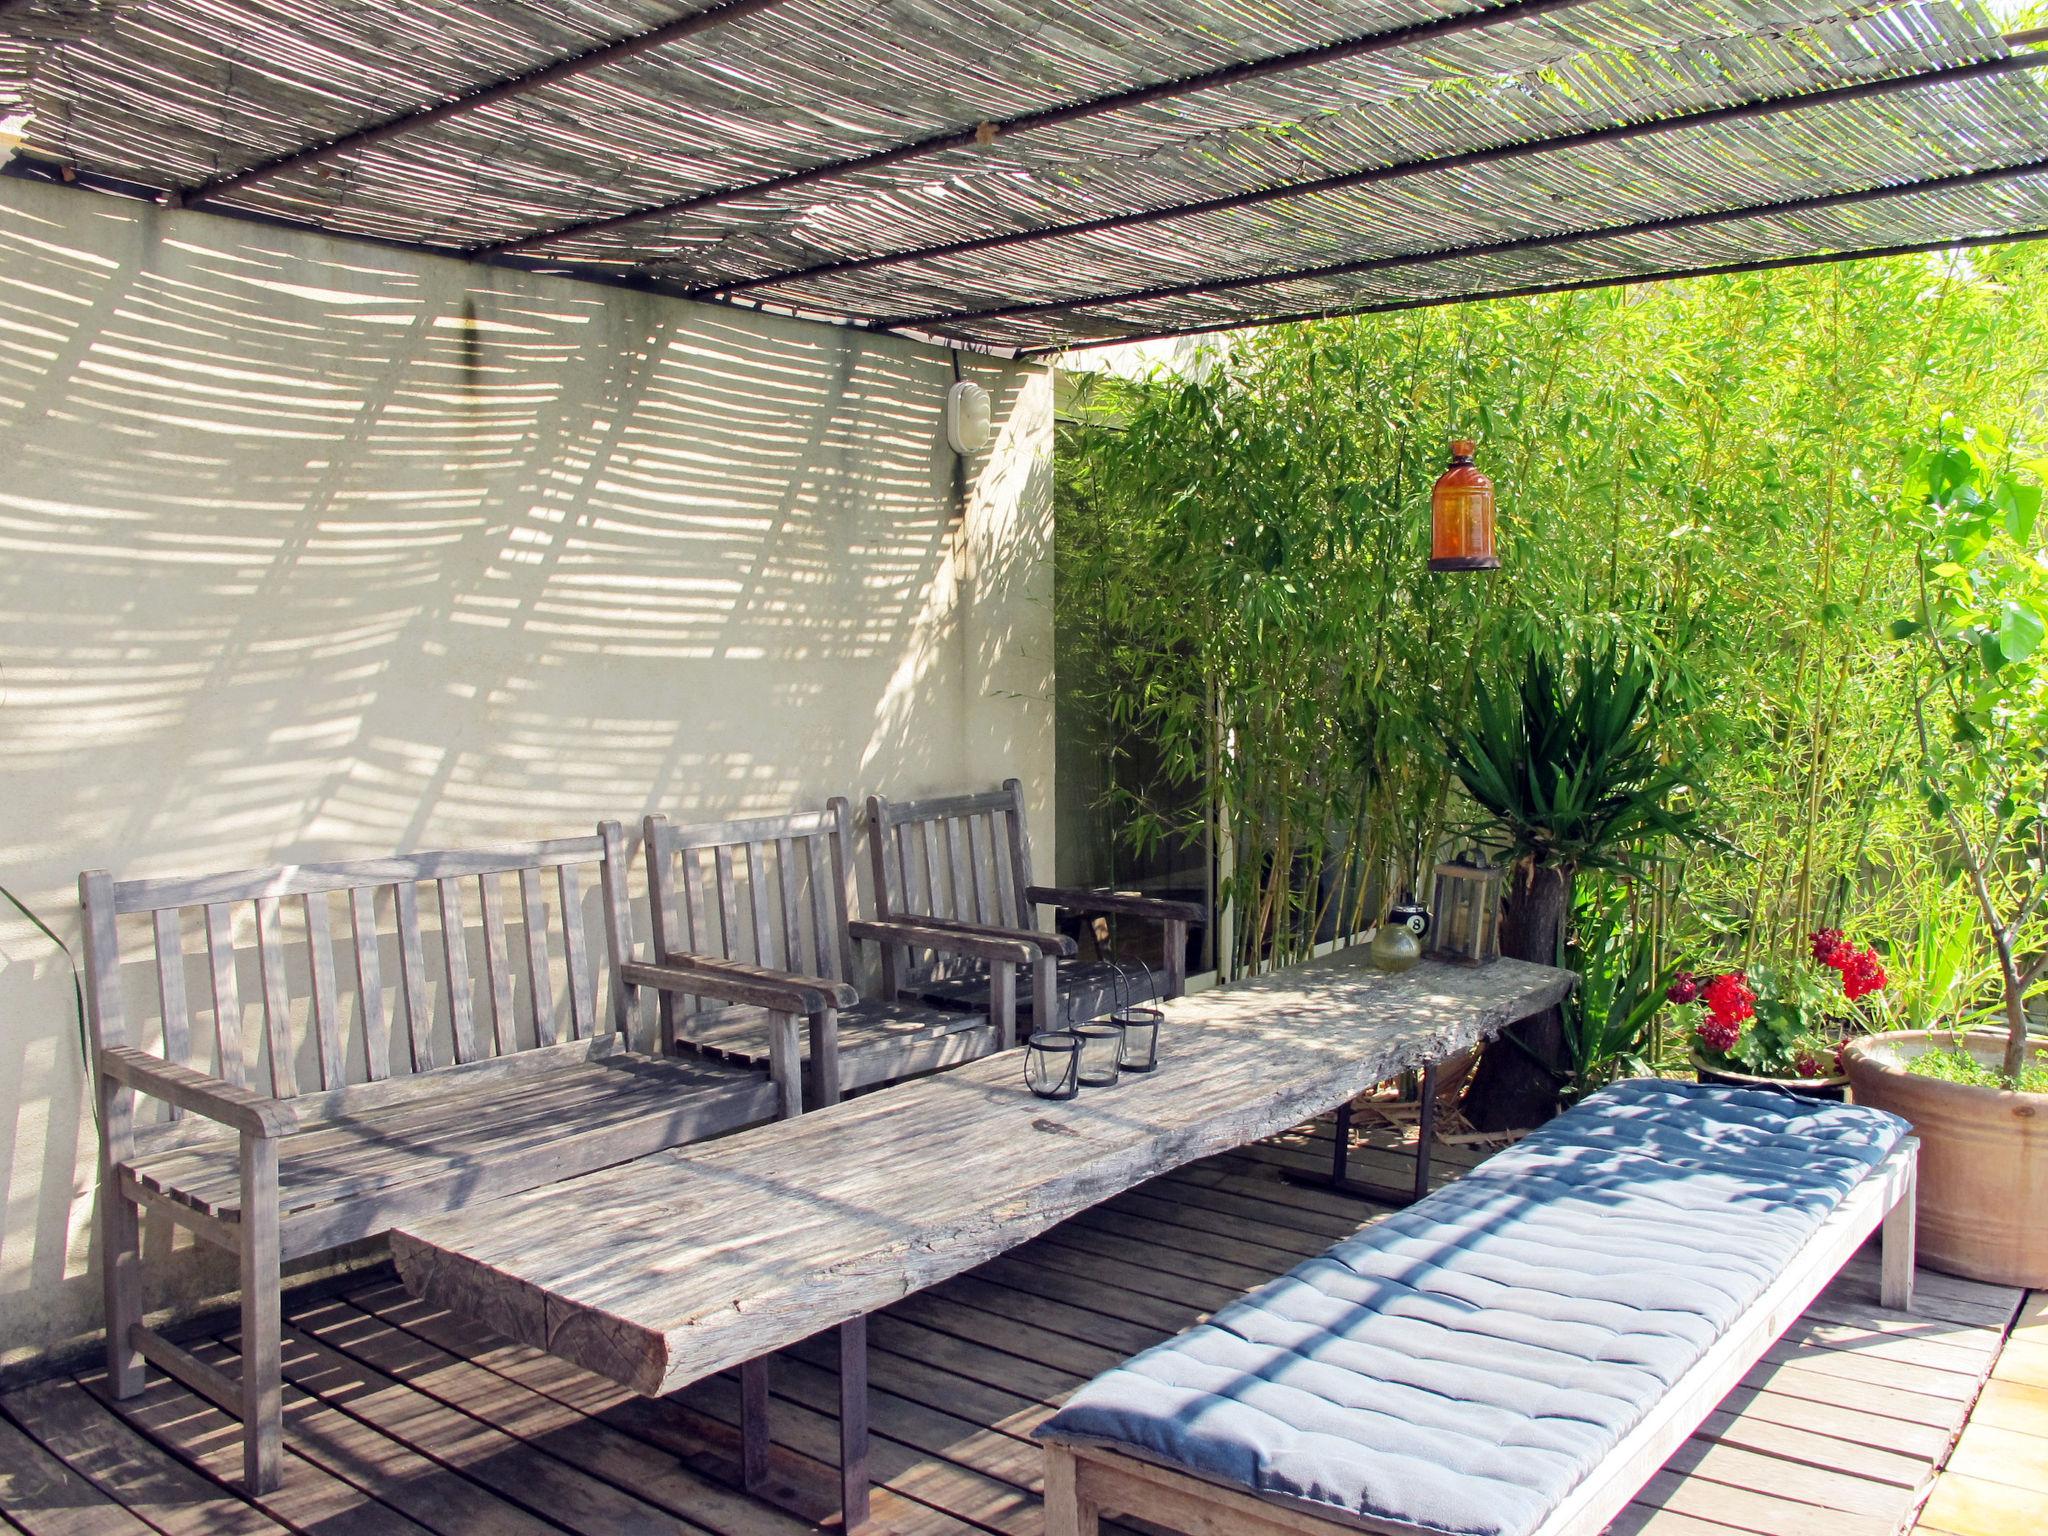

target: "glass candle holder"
[1113,1006,1162,1072]
[1072,1021,1123,1087]
[1023,1031,1081,1100]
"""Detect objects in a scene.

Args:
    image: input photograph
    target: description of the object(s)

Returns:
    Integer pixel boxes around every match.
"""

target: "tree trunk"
[1464,860,1573,1132]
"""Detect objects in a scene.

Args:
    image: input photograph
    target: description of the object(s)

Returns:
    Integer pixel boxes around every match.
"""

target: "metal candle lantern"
[1114,1008,1161,1071]
[1072,1022,1123,1087]
[1428,854,1503,966]
[1106,960,1161,1072]
[1024,1031,1081,1099]
[1430,438,1500,572]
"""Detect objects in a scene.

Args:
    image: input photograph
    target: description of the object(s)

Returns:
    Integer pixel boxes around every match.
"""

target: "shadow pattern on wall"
[0,177,1054,1374]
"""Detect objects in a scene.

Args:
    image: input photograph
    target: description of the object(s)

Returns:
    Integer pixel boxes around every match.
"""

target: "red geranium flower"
[1793,1049,1827,1079]
[1666,971,1702,1005]
[1701,970,1757,1027]
[1842,947,1888,1001]
[1696,1015,1741,1054]
[1810,928,1852,969]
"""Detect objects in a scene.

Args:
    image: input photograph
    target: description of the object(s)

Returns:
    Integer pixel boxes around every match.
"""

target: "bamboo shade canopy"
[3,0,2047,354]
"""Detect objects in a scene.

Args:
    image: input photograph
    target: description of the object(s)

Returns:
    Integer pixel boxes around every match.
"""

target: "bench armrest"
[1027,884,1205,925]
[866,912,1076,959]
[623,955,857,1015]
[98,1046,298,1139]
[848,918,1039,967]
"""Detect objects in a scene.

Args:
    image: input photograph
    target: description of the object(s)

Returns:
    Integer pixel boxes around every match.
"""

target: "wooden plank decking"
[0,1119,2026,1536]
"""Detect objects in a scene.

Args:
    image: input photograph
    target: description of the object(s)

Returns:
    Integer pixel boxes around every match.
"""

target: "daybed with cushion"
[1039,1079,1917,1536]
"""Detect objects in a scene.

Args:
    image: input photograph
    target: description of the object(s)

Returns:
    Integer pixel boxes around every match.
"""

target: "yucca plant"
[1444,641,1707,1126]
[1446,644,1702,876]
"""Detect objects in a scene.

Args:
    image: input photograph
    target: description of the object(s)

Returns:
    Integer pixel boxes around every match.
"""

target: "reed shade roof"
[4,0,2048,354]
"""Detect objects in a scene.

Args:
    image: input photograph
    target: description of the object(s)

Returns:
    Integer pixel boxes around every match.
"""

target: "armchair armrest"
[864,913,1076,958]
[848,918,1040,966]
[98,1046,298,1139]
[1027,884,1205,925]
[622,954,857,1015]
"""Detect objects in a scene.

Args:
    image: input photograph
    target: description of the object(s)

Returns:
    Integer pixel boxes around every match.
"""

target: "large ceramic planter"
[1690,1051,1847,1101]
[1842,1029,2048,1287]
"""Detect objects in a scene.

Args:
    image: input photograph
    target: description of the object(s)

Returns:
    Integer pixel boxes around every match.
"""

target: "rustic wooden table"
[390,948,1574,1530]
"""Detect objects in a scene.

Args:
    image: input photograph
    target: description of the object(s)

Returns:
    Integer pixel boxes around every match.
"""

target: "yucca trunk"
[1464,857,1575,1131]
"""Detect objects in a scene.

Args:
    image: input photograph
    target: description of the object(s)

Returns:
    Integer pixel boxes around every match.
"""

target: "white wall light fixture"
[945,379,992,454]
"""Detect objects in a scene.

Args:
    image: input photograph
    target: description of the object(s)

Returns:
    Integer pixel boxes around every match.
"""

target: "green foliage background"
[1055,245,2048,1038]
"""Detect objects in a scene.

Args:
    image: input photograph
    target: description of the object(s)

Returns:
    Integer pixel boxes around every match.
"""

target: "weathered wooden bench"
[638,799,1040,1111]
[1039,1080,1920,1536]
[82,824,780,1492]
[866,778,1203,1030]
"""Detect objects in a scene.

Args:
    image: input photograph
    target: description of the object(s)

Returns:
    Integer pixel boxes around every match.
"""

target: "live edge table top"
[389,950,1574,1399]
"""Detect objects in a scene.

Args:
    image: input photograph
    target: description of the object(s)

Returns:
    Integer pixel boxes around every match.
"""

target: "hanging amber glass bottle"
[1430,438,1500,572]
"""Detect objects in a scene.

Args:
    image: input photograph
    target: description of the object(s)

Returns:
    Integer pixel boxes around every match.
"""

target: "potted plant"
[1842,431,2048,1285]
[1671,928,1889,1101]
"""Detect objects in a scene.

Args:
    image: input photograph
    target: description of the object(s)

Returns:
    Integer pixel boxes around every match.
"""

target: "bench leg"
[808,1005,841,1110]
[101,1179,146,1398]
[239,1132,284,1493]
[989,960,1017,1052]
[1881,1150,1917,1313]
[765,1011,803,1119]
[1043,1446,1100,1536]
[1031,955,1057,1043]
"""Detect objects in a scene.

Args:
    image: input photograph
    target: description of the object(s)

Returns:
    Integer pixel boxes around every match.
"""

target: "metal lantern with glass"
[1428,854,1503,966]
[1430,438,1500,572]
[1072,1021,1123,1087]
[1105,960,1162,1072]
[1024,1031,1082,1099]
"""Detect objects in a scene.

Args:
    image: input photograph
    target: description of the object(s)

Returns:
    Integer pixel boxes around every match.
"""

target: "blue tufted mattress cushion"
[1037,1078,1909,1536]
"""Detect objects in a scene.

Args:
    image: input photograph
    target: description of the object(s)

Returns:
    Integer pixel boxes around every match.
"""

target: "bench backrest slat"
[151,910,192,1101]
[203,903,245,1088]
[254,896,297,1096]
[643,803,855,1031]
[392,880,436,1073]
[82,829,628,1148]
[518,868,555,1049]
[303,892,345,1090]
[865,779,1034,992]
[348,887,390,1082]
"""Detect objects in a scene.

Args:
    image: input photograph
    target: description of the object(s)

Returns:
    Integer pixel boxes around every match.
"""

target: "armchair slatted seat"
[865,779,1203,1031]
[83,824,780,1495]
[639,799,1039,1109]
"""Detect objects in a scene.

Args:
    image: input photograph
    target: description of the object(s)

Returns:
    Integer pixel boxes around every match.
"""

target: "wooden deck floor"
[0,1121,2026,1536]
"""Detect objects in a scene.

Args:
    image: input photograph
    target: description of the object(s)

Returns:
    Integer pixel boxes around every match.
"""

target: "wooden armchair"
[82,824,777,1492]
[865,778,1203,1030]
[639,799,1040,1110]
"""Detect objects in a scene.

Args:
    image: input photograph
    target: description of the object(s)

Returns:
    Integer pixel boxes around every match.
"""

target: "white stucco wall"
[0,174,1055,1376]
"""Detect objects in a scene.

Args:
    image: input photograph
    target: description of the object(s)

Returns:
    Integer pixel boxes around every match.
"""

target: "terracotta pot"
[1842,1029,2048,1286]
[1690,1052,1847,1101]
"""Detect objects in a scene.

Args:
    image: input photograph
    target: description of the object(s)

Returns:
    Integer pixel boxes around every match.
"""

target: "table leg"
[840,1316,870,1532]
[1412,1060,1438,1203]
[730,1323,869,1531]
[1282,1061,1439,1208]
[740,1356,771,1493]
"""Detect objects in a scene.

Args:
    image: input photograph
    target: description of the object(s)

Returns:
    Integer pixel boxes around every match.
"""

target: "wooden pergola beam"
[1018,223,2048,356]
[882,154,2048,333]
[172,0,803,210]
[481,0,1600,258]
[695,39,2048,300]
